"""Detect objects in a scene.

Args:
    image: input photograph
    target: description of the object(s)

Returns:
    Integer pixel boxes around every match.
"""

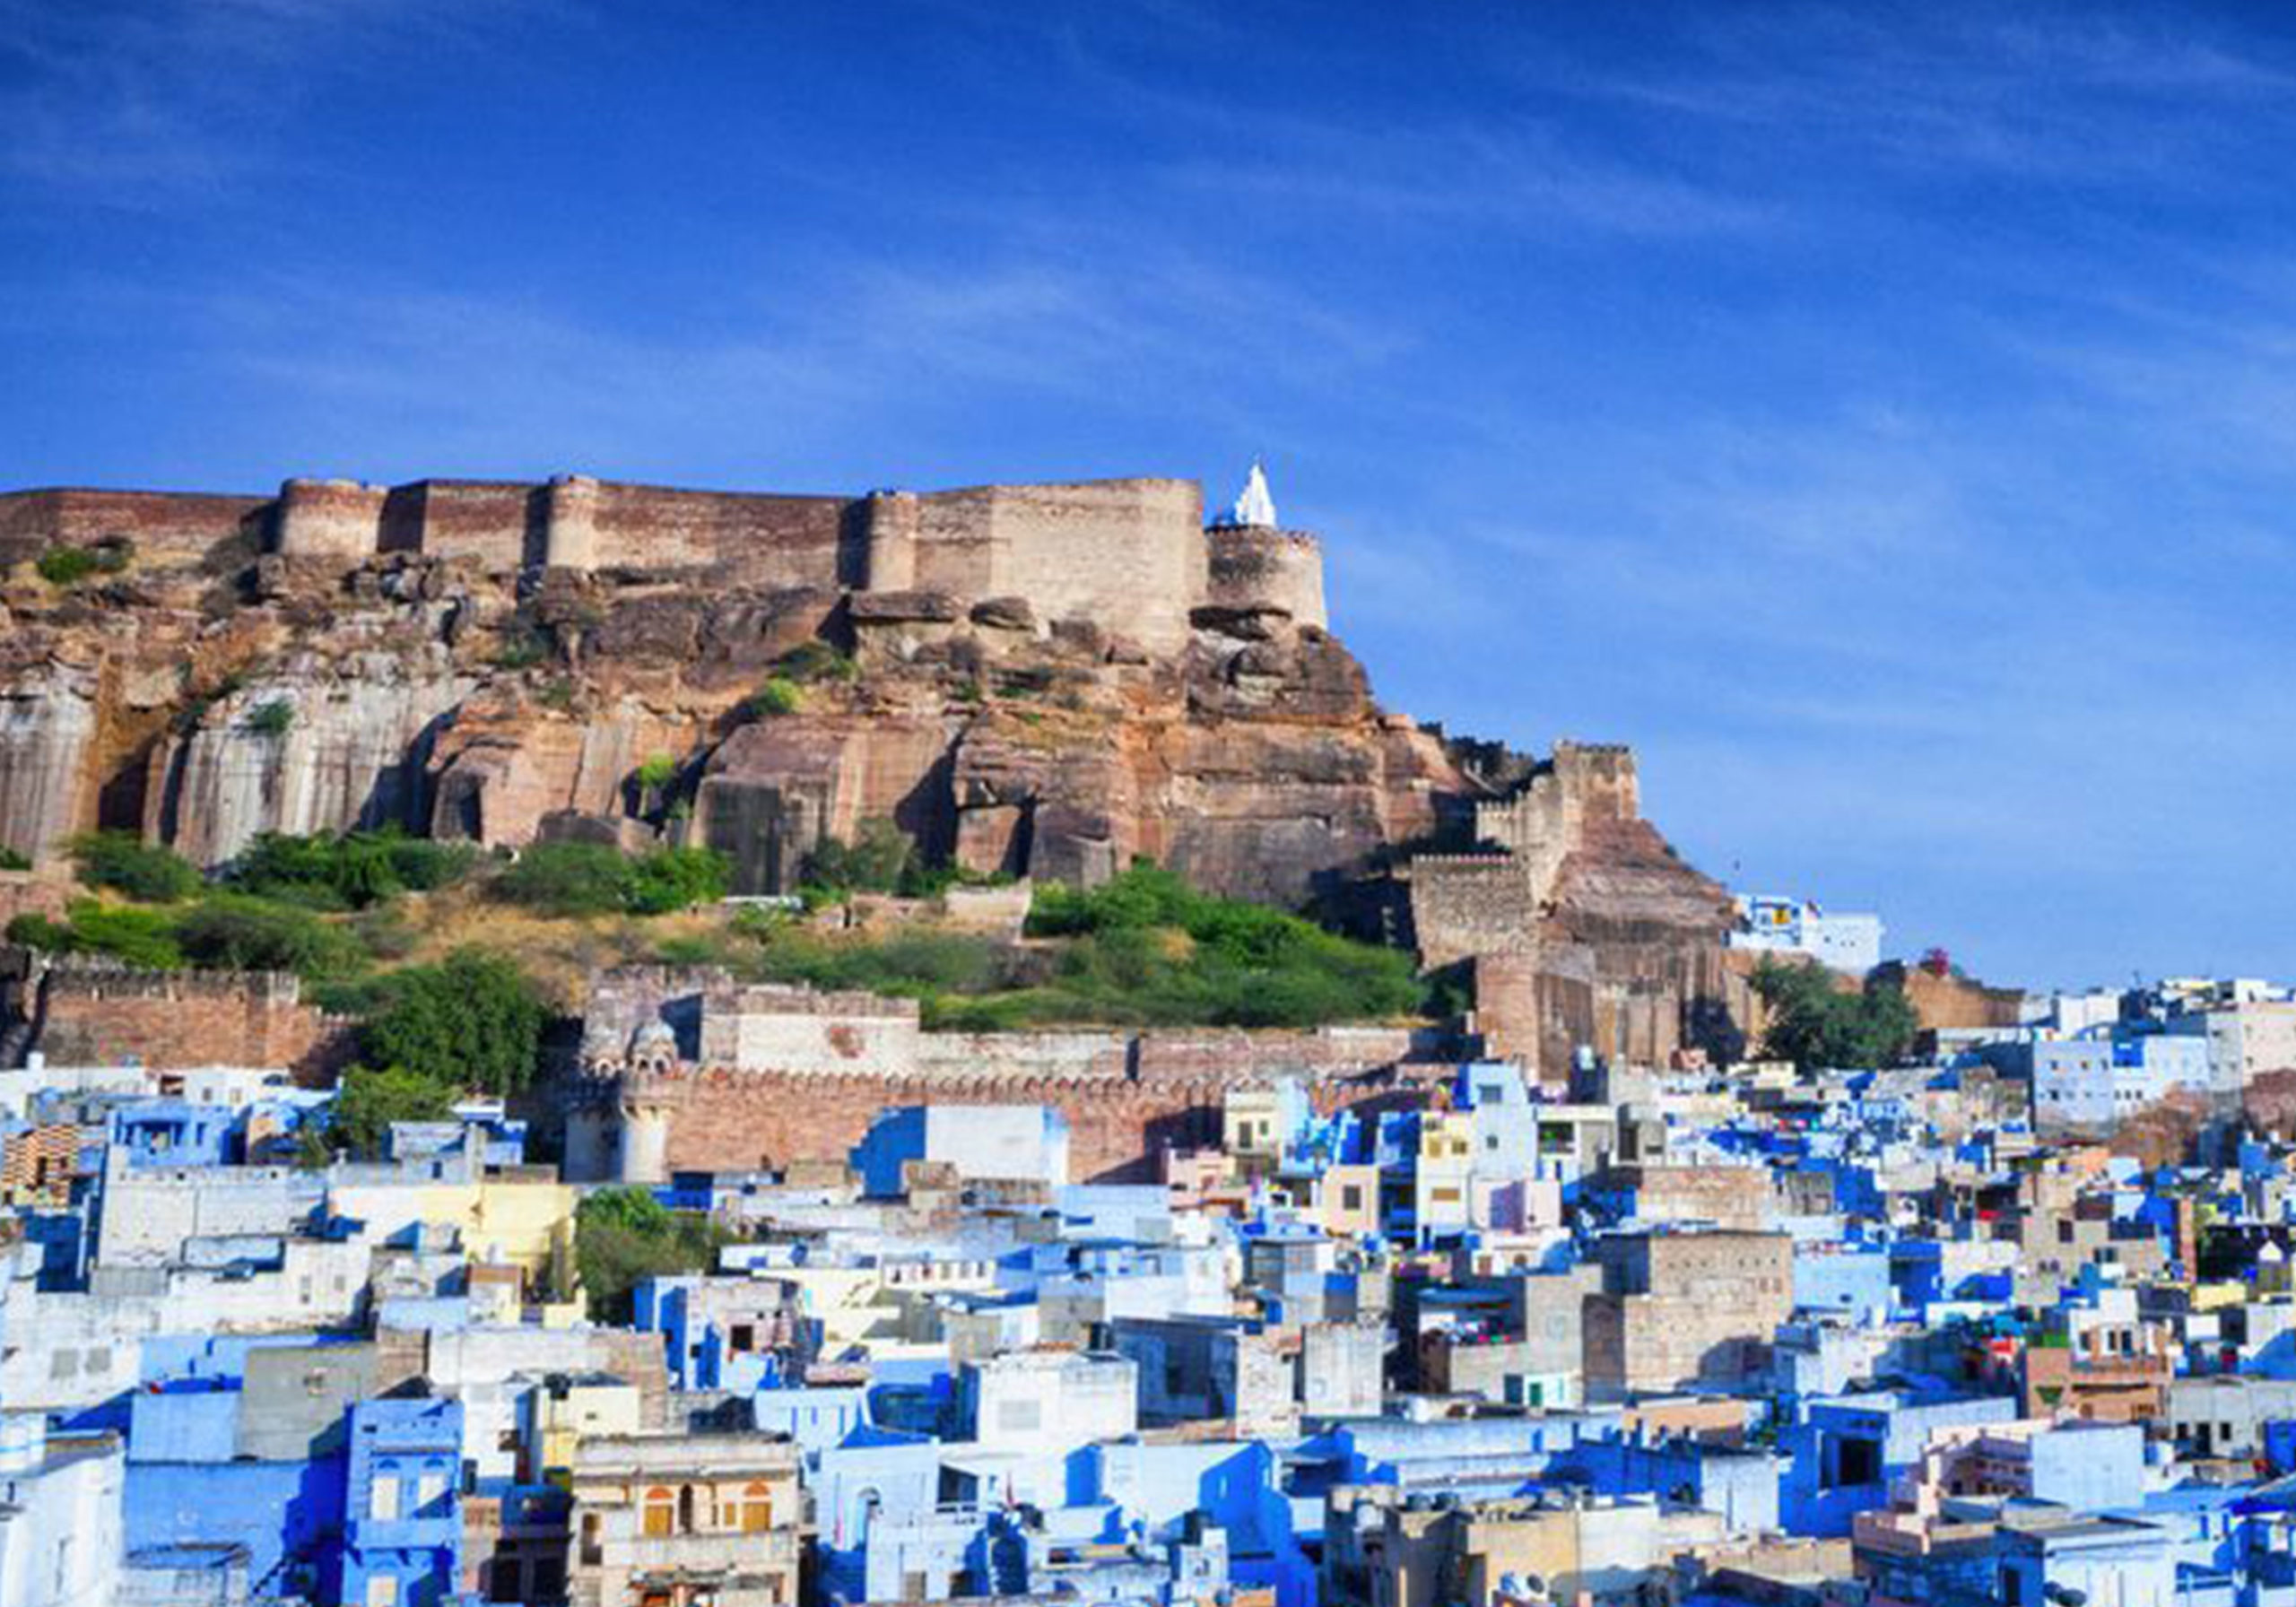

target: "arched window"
[740,1481,775,1533]
[642,1486,675,1539]
[679,1484,699,1533]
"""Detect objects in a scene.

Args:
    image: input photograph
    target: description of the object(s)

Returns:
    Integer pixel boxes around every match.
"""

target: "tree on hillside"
[574,1187,730,1323]
[1752,958,1918,1072]
[357,949,548,1097]
[298,1064,457,1164]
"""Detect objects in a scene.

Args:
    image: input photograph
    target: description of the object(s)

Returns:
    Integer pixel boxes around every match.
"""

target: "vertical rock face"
[154,652,477,867]
[0,665,97,865]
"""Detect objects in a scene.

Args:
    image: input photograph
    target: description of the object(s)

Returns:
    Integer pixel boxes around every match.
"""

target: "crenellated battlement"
[1,471,1328,657]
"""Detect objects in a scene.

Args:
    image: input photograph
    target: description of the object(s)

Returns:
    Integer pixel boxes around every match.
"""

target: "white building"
[1726,894,1883,975]
[962,1350,1136,1453]
[0,1418,124,1607]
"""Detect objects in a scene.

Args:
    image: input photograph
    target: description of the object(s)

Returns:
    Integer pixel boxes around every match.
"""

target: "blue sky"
[4,1,2294,988]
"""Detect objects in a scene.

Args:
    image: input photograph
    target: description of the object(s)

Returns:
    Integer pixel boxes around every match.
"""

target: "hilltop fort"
[0,465,1744,1128]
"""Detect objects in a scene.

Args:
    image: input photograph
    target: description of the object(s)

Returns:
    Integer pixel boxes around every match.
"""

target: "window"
[415,1472,447,1514]
[1342,1185,1363,1212]
[741,1481,775,1533]
[371,1476,400,1520]
[642,1487,675,1538]
[366,1578,400,1607]
[731,1324,757,1352]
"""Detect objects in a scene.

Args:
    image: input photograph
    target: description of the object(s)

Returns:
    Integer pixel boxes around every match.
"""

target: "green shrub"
[742,860,1427,1031]
[751,926,1015,999]
[356,949,548,1097]
[575,1186,731,1323]
[494,843,631,916]
[175,894,365,979]
[35,543,127,586]
[744,677,804,719]
[230,830,477,910]
[245,699,295,739]
[0,847,30,872]
[799,819,913,899]
[66,832,200,903]
[622,847,730,915]
[635,754,677,792]
[4,913,75,952]
[496,842,728,918]
[22,899,187,969]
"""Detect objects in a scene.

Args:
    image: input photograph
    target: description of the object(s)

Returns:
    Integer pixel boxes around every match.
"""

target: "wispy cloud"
[0,0,536,202]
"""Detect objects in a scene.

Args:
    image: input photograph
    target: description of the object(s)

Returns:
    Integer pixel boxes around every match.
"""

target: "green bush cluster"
[743,677,804,719]
[1751,958,1918,1072]
[356,949,549,1097]
[494,842,730,917]
[7,901,187,969]
[0,847,30,872]
[175,894,366,977]
[67,832,201,902]
[738,859,1427,1031]
[299,950,551,1166]
[35,542,131,586]
[574,1186,732,1323]
[14,831,476,983]
[229,829,478,911]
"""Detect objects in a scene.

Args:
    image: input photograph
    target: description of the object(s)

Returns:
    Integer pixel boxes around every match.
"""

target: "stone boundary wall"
[26,964,352,1077]
[651,1056,1443,1183]
[0,488,267,569]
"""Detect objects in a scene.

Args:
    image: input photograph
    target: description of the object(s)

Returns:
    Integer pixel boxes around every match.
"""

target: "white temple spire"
[1226,459,1278,529]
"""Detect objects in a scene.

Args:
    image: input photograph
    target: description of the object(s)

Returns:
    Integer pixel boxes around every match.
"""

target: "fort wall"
[9,470,1326,661]
[28,965,350,1076]
[0,488,267,569]
[574,969,1439,1182]
[909,479,1206,654]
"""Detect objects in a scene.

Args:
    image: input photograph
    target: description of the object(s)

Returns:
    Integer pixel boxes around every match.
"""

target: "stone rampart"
[6,471,1326,668]
[0,488,267,569]
[573,967,1444,1180]
[24,963,352,1076]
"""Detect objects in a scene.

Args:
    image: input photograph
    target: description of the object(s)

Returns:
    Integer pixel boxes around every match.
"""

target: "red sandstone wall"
[34,968,351,1077]
[409,481,536,570]
[0,489,265,569]
[591,485,853,580]
[657,1058,1442,1184]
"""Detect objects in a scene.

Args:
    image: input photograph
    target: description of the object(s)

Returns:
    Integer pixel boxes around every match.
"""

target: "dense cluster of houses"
[5,973,2296,1607]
